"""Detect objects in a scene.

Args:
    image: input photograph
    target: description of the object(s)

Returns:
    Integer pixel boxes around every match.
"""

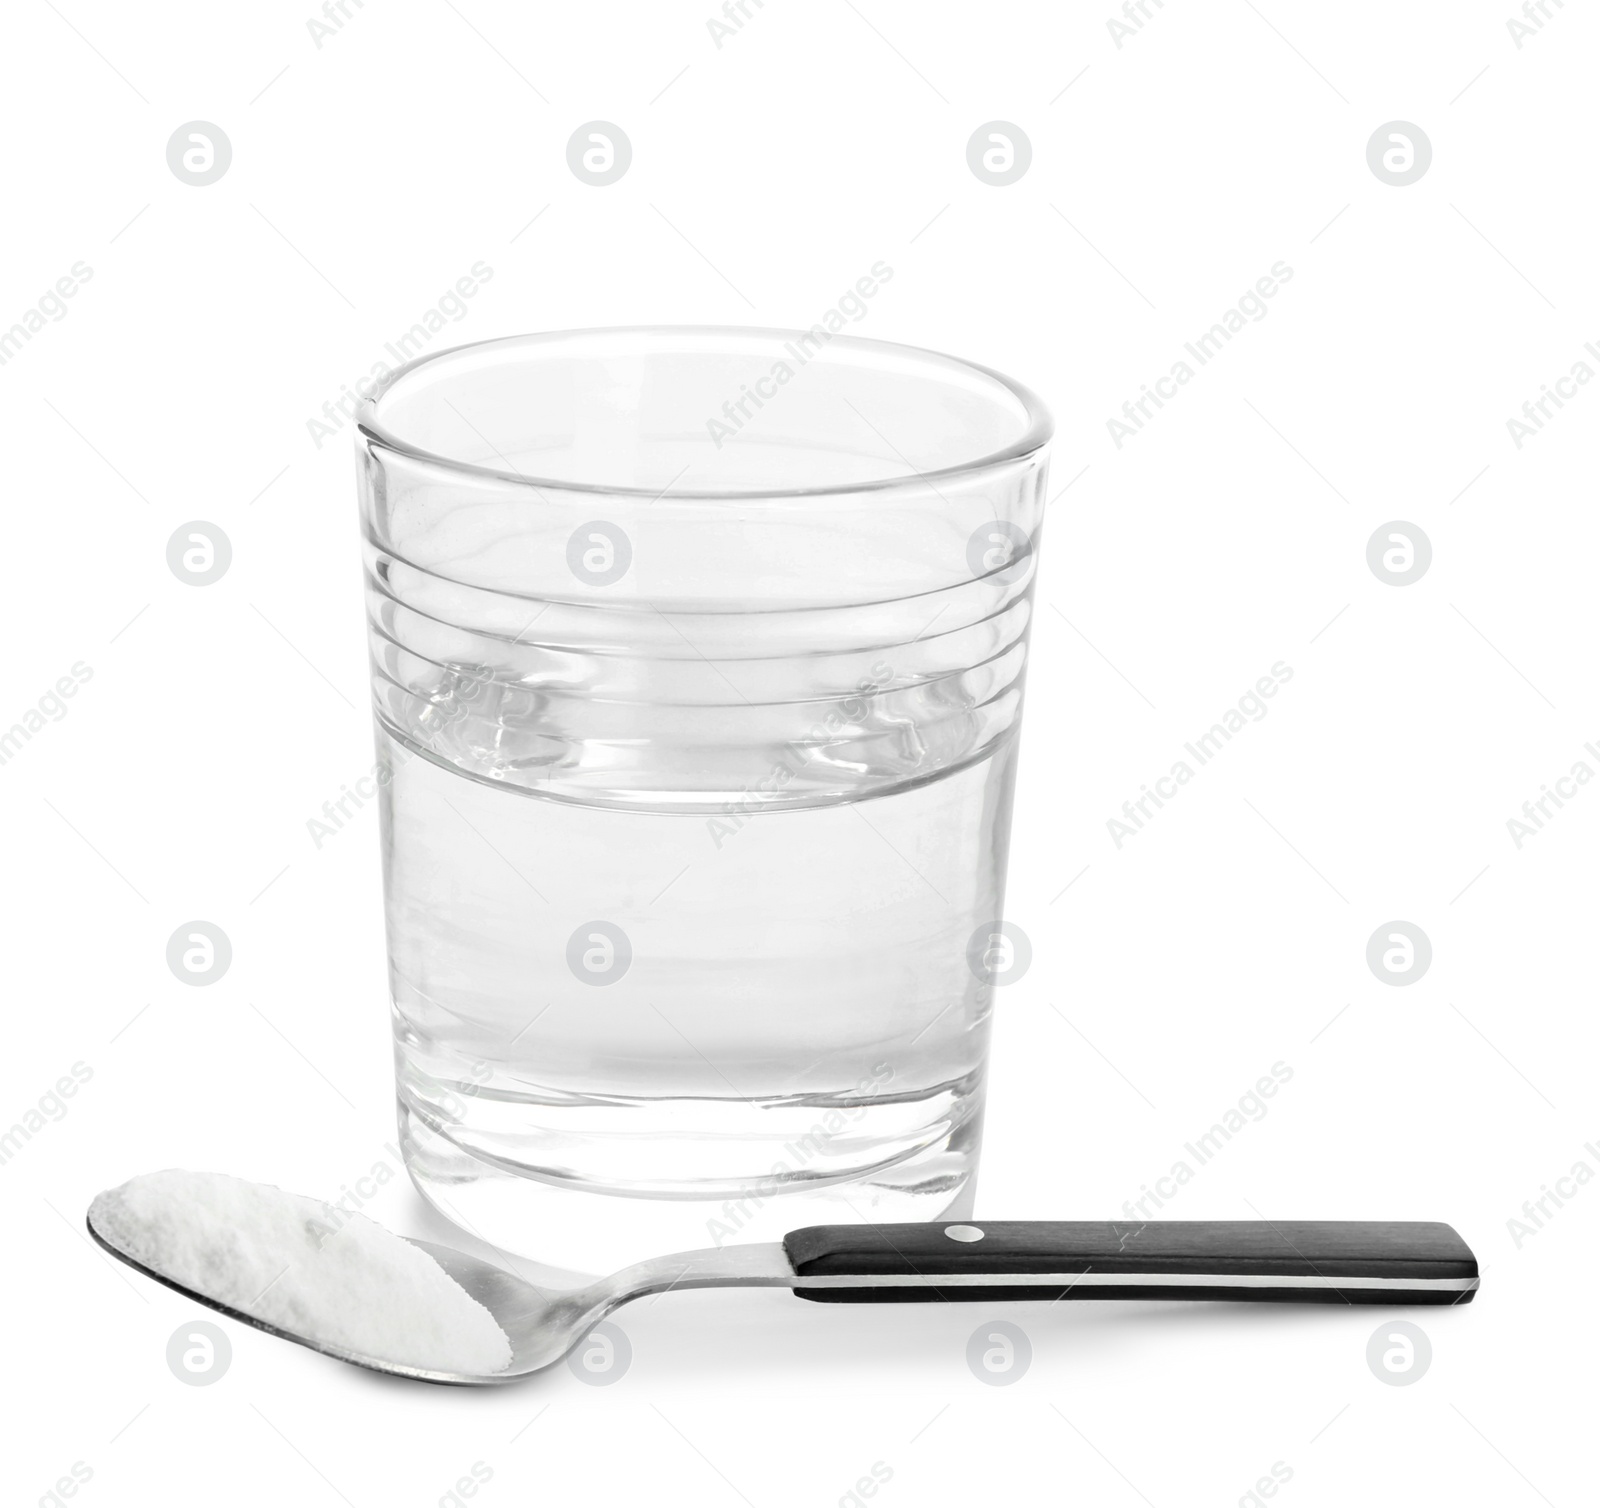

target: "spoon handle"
[783,1220,1478,1305]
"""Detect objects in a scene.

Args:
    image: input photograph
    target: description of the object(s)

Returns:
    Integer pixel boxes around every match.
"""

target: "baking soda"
[90,1170,511,1375]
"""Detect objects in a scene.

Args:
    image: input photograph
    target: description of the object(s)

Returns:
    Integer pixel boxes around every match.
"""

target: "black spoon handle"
[784,1220,1479,1305]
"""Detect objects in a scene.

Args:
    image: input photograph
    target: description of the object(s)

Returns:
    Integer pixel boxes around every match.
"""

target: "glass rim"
[356,325,1054,502]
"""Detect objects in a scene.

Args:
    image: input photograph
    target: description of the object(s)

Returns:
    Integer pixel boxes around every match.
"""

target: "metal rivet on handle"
[945,1225,985,1243]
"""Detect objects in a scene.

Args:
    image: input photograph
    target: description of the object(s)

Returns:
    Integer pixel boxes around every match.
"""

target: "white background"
[3,1,1596,1504]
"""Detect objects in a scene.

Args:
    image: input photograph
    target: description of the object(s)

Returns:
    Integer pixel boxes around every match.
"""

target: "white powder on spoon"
[90,1170,512,1376]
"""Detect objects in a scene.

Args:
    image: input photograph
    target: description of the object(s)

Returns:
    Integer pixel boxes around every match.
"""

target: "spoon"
[88,1211,1478,1385]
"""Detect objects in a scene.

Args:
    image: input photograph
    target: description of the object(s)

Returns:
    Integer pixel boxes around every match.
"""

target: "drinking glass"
[356,327,1052,1271]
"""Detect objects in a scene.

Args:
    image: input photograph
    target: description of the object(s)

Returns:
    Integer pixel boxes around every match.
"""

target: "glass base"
[397,1099,981,1276]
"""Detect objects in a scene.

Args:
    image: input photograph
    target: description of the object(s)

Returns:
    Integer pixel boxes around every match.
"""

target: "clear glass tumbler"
[356,328,1052,1272]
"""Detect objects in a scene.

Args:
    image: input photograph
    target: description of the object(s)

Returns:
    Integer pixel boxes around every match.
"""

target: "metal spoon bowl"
[88,1211,796,1384]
